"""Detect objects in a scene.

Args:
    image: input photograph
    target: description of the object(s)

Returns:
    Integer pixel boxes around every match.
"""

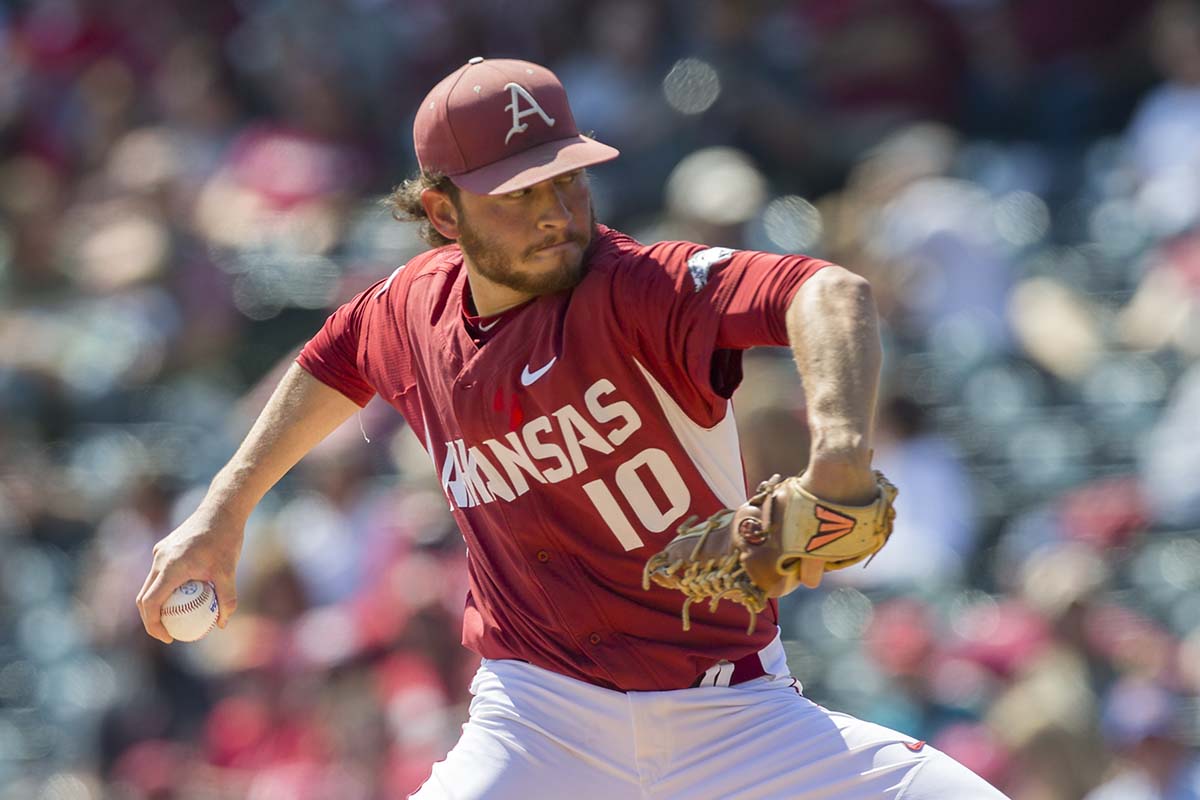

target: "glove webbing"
[642,510,768,634]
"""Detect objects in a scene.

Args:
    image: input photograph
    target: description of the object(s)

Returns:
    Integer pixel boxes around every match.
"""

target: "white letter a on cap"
[504,83,556,144]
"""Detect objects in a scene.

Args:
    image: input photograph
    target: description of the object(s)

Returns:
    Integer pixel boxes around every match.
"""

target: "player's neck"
[463,261,535,317]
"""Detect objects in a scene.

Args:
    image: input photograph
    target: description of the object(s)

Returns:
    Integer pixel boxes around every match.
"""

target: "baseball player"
[137,58,1008,798]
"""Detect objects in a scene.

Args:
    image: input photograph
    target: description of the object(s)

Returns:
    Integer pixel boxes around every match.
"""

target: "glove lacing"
[642,509,768,634]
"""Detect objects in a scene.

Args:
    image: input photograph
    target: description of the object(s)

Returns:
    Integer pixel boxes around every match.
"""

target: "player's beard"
[457,203,596,296]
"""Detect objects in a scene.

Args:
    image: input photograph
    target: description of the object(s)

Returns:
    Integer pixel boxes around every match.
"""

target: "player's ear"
[422,188,460,241]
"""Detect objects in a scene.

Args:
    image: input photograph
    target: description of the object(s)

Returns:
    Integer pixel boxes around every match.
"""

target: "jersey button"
[536,550,551,563]
[588,633,602,645]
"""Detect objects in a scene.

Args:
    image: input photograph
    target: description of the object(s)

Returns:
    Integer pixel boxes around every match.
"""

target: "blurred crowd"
[1,0,1198,798]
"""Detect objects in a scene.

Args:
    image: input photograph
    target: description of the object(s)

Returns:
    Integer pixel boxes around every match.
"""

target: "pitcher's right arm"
[136,363,362,642]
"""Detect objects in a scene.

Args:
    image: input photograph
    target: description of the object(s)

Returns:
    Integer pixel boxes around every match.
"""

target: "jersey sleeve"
[713,250,832,350]
[295,280,385,407]
[616,242,830,412]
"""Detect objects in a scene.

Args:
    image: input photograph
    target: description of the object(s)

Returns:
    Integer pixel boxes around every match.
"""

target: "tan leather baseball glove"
[642,471,898,633]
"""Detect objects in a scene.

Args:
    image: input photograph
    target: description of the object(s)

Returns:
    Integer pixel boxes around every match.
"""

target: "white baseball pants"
[411,635,1009,799]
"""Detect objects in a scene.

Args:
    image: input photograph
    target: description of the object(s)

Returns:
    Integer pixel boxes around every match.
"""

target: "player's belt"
[689,633,786,688]
[690,653,766,688]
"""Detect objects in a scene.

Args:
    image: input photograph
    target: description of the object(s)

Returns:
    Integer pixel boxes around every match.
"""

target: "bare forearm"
[205,363,364,520]
[786,266,882,503]
[137,363,361,640]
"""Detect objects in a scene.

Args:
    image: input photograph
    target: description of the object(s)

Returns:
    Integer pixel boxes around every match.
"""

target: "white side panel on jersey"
[633,360,746,508]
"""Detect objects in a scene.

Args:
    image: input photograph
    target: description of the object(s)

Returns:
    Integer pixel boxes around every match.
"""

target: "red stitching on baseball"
[163,584,214,616]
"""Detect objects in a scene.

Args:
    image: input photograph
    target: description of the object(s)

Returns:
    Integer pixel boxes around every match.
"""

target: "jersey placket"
[451,303,635,685]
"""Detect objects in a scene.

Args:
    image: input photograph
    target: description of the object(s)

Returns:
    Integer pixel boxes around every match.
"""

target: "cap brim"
[449,135,620,196]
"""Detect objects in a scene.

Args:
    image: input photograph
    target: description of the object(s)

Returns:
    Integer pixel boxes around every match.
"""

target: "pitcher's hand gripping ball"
[643,471,898,633]
[161,580,220,642]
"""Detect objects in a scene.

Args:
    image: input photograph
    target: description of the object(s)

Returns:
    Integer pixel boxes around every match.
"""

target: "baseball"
[161,580,219,642]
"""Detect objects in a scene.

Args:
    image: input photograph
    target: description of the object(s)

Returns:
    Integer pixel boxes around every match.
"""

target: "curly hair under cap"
[383,171,460,248]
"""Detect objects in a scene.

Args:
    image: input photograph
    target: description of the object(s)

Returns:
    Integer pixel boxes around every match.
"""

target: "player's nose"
[535,182,573,230]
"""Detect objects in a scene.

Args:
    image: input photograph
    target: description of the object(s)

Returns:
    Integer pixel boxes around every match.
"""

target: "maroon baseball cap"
[414,57,619,195]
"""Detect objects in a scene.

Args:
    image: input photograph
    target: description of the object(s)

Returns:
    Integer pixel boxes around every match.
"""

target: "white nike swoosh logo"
[520,356,557,386]
[478,319,501,332]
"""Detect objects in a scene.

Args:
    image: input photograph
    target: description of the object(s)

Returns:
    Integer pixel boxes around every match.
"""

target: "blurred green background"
[2,0,1199,798]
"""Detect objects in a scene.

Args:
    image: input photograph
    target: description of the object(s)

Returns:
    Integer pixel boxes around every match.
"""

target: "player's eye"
[504,188,530,199]
[555,171,581,185]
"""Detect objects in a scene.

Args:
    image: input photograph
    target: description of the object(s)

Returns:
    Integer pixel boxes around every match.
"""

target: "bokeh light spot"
[663,58,720,114]
[763,196,823,252]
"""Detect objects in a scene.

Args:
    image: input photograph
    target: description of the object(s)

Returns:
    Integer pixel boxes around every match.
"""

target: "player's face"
[454,170,594,297]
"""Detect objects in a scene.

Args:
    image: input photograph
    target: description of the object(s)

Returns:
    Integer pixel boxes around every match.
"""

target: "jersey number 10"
[581,447,691,550]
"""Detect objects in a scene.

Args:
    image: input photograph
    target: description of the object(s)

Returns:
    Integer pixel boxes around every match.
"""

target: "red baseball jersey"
[297,225,830,691]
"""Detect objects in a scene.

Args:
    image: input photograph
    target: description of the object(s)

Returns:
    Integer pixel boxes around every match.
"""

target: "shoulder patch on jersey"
[686,247,735,293]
